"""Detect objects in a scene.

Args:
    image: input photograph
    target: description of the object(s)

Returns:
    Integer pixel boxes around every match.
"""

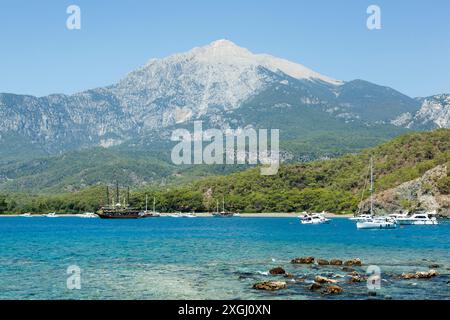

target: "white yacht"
[300,213,330,224]
[395,211,438,225]
[20,213,32,217]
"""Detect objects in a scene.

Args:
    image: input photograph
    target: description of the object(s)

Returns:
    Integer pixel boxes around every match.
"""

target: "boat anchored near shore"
[395,211,439,225]
[299,212,330,224]
[212,197,237,217]
[354,157,398,230]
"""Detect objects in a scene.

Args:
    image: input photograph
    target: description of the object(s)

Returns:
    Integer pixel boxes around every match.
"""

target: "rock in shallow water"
[253,281,287,291]
[317,259,330,265]
[348,275,363,283]
[291,256,315,264]
[330,259,343,266]
[308,283,322,291]
[401,270,439,279]
[323,285,343,294]
[315,275,338,284]
[269,267,286,275]
[344,258,362,266]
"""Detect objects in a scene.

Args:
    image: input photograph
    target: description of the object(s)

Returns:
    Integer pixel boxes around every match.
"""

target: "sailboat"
[140,195,161,217]
[212,196,235,217]
[356,157,397,229]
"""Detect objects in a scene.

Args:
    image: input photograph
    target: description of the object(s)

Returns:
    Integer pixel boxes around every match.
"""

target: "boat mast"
[370,157,374,215]
[126,187,130,207]
[222,196,225,212]
[153,197,156,213]
[116,181,119,206]
[216,199,219,213]
[145,195,148,212]
[106,186,110,206]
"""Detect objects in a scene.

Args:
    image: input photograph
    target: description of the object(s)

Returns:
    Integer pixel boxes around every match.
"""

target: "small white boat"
[300,213,330,224]
[357,216,397,229]
[78,212,98,218]
[167,213,181,218]
[395,211,438,225]
[20,213,32,217]
[45,212,58,218]
[180,212,196,218]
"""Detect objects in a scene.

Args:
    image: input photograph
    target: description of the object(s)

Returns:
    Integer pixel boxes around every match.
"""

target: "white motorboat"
[20,213,32,217]
[180,212,196,218]
[78,212,98,218]
[395,211,438,225]
[45,212,58,218]
[357,216,397,229]
[300,213,330,224]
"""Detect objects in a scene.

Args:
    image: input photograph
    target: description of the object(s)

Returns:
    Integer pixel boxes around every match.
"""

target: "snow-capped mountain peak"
[111,39,343,126]
[158,39,342,85]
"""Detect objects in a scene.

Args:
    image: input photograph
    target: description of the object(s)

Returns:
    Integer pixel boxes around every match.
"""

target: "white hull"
[357,221,396,229]
[395,213,439,225]
[300,213,330,225]
[45,213,58,218]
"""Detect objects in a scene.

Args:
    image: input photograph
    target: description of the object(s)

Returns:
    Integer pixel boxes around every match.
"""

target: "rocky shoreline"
[249,256,449,298]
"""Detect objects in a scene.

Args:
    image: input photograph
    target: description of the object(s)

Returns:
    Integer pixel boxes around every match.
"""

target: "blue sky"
[1,0,449,97]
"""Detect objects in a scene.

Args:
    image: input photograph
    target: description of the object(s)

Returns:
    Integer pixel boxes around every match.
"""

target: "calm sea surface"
[0,217,448,300]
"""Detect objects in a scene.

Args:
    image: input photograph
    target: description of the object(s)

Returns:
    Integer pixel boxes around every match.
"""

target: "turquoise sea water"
[0,217,448,300]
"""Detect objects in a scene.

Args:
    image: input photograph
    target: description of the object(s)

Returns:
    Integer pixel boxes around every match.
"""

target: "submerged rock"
[314,275,338,284]
[428,264,440,269]
[269,267,286,275]
[253,281,287,291]
[342,267,355,272]
[291,256,315,264]
[349,275,363,283]
[283,273,295,279]
[330,259,343,266]
[317,259,330,265]
[308,283,322,291]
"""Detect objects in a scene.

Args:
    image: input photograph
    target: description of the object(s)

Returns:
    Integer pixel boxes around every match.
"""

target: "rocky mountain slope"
[1,39,446,160]
[362,164,450,217]
[391,94,450,129]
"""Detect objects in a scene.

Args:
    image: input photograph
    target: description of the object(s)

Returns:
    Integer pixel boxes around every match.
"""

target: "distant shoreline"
[0,212,353,218]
